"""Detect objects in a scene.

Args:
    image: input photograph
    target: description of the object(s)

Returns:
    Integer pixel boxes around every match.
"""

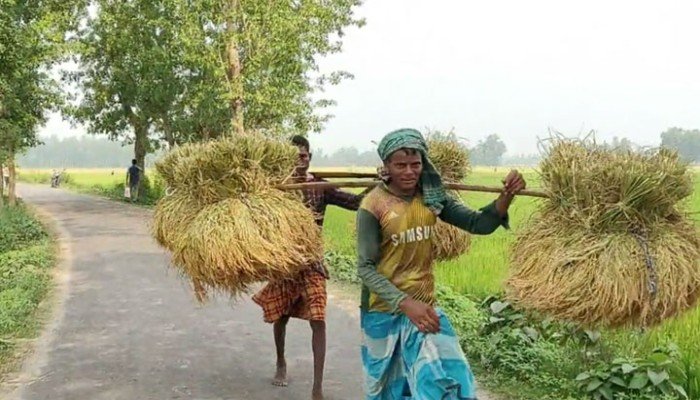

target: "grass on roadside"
[0,202,56,378]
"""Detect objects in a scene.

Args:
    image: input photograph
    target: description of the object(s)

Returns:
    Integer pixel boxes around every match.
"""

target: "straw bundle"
[166,136,298,206]
[432,192,472,261]
[426,130,471,182]
[151,134,321,301]
[151,191,201,250]
[507,138,700,327]
[171,190,323,299]
[155,142,205,185]
[426,131,472,260]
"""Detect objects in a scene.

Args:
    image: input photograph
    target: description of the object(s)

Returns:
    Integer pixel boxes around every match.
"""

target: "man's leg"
[309,320,326,400]
[402,311,478,400]
[299,267,328,400]
[272,315,291,386]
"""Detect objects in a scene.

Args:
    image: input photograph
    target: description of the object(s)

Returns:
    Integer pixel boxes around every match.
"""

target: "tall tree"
[471,134,507,166]
[0,0,82,205]
[661,127,700,163]
[67,0,183,184]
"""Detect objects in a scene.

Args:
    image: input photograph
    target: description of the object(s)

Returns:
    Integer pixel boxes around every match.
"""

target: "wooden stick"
[447,183,548,198]
[277,180,549,198]
[309,171,377,179]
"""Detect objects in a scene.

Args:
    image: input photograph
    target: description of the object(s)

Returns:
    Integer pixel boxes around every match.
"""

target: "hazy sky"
[41,0,700,156]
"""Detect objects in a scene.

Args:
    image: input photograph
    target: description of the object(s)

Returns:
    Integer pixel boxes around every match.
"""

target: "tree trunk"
[0,163,4,207]
[226,0,245,136]
[162,117,176,148]
[134,121,149,195]
[8,152,16,206]
[125,104,150,198]
[165,132,176,149]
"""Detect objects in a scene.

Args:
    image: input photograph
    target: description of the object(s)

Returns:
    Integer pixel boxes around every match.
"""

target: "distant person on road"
[126,159,141,202]
[51,169,63,188]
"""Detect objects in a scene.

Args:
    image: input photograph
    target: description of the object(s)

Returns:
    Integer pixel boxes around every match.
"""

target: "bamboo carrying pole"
[278,180,548,198]
[308,171,378,179]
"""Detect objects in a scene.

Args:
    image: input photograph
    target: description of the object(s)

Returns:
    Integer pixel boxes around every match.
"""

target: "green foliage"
[469,296,578,396]
[0,205,47,252]
[434,284,483,338]
[324,250,361,284]
[0,0,84,159]
[576,346,688,400]
[0,244,53,292]
[0,205,54,373]
[69,0,365,169]
[16,171,51,184]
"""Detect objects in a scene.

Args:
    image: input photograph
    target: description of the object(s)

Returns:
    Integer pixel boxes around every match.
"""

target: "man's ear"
[309,152,313,161]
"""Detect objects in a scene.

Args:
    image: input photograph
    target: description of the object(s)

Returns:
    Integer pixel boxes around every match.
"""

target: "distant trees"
[24,128,699,170]
[311,146,380,167]
[661,128,700,163]
[605,136,636,152]
[19,136,159,168]
[471,134,507,166]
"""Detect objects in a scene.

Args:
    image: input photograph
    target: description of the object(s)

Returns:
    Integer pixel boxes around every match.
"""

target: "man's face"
[385,149,422,192]
[296,146,311,174]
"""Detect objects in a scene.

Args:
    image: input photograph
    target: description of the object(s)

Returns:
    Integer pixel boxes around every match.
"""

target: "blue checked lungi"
[361,308,478,400]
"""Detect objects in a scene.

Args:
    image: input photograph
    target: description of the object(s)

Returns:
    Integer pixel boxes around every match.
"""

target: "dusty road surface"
[3,184,493,400]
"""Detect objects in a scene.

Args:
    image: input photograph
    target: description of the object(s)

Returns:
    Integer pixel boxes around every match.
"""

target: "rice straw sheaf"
[151,191,201,250]
[155,142,205,187]
[170,189,323,300]
[426,131,472,260]
[507,137,700,328]
[432,192,472,261]
[157,135,298,205]
[426,130,471,183]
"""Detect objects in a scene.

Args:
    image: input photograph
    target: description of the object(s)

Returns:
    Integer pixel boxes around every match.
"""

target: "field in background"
[18,168,124,187]
[17,166,700,397]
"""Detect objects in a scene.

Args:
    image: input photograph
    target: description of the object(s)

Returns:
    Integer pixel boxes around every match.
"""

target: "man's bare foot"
[312,387,323,400]
[272,363,288,387]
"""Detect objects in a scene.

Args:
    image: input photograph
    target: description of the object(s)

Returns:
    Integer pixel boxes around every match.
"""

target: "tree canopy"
[67,0,364,174]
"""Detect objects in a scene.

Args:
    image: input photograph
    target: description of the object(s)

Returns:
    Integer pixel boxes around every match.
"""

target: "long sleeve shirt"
[356,185,509,313]
[302,173,365,225]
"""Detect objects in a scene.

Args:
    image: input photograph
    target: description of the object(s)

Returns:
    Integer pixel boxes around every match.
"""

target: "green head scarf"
[377,128,447,214]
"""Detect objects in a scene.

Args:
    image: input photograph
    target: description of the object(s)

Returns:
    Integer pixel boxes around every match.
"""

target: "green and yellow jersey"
[356,184,509,313]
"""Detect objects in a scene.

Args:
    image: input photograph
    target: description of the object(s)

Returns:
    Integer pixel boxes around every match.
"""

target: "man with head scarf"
[356,128,525,399]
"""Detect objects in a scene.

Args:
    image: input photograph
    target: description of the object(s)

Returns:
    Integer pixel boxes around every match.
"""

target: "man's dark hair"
[132,159,137,165]
[291,135,310,152]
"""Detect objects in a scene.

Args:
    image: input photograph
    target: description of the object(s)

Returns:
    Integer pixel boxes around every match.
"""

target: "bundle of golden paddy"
[507,139,700,327]
[426,132,472,261]
[152,135,323,301]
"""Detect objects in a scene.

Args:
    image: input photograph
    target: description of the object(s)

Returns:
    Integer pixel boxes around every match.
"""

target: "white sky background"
[41,0,700,156]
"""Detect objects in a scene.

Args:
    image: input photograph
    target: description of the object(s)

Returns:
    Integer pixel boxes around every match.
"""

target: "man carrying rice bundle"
[252,135,369,400]
[356,128,525,399]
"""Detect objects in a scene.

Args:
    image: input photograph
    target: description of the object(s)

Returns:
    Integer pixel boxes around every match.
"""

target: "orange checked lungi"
[252,265,328,323]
